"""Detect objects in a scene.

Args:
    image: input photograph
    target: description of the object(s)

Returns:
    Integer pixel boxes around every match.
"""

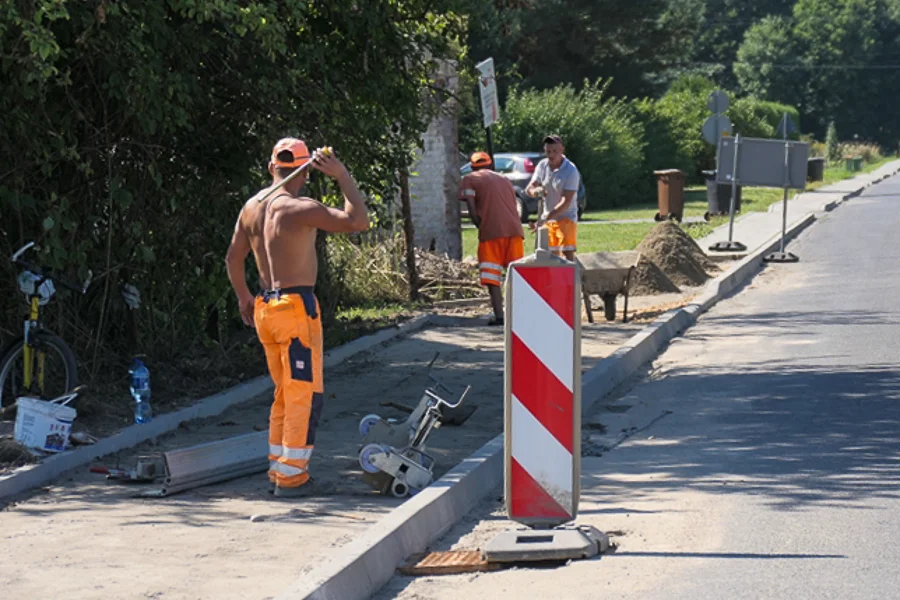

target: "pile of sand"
[630,256,681,296]
[630,222,718,295]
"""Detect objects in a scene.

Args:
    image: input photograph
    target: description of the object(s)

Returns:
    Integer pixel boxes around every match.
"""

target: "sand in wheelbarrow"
[635,221,718,290]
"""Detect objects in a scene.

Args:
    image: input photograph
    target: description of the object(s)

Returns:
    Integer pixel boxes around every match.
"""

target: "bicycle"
[0,241,91,412]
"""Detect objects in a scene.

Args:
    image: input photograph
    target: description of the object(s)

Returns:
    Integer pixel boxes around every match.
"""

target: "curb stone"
[279,210,821,600]
[0,313,433,502]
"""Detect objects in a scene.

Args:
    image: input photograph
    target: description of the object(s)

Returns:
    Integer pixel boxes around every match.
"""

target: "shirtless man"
[225,138,368,497]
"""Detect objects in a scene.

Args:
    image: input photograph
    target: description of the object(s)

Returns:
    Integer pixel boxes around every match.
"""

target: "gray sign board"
[716,136,810,190]
[702,114,733,145]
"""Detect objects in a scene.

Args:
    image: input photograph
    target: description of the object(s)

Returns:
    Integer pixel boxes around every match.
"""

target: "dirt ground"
[0,312,657,600]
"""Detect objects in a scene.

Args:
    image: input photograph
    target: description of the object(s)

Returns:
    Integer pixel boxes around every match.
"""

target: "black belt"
[257,286,318,318]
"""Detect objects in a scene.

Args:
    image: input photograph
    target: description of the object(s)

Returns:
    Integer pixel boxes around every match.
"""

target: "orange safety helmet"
[469,151,493,168]
[271,138,311,168]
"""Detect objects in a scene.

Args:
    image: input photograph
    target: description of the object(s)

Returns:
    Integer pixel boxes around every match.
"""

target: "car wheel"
[516,197,528,223]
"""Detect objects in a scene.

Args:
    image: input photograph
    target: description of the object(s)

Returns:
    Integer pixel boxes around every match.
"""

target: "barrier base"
[482,524,609,563]
[709,240,747,252]
[763,251,799,263]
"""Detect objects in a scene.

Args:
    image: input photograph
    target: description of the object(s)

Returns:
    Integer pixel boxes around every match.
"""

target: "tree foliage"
[494,80,649,207]
[691,0,794,87]
[735,0,900,144]
[0,0,464,369]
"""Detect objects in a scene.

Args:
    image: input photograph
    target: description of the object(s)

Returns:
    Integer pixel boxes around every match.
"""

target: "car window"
[494,157,516,173]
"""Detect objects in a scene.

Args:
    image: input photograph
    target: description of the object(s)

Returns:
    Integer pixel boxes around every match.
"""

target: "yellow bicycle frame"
[23,296,44,393]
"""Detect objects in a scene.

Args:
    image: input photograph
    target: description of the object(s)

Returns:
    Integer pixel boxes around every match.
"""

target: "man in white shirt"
[525,134,581,261]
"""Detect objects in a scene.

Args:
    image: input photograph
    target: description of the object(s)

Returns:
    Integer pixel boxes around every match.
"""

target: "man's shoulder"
[562,157,579,174]
[253,193,322,216]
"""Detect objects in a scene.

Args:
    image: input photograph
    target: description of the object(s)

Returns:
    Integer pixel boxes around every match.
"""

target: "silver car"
[460,152,587,223]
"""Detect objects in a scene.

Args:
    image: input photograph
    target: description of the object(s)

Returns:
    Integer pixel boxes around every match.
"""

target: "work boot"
[274,477,337,498]
[268,481,276,494]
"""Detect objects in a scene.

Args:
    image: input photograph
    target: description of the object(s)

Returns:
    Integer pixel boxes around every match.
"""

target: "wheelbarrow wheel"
[653,212,663,222]
[704,211,710,222]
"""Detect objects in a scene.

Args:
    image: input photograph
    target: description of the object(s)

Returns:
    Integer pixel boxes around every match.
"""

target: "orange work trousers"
[254,287,324,488]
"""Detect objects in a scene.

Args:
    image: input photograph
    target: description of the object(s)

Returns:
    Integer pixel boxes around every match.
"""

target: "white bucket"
[14,395,77,453]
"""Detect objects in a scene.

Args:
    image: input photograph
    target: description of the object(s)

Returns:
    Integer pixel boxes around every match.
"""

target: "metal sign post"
[534,194,548,252]
[482,250,608,563]
[476,58,500,166]
[702,90,733,145]
[709,134,748,253]
[764,114,800,263]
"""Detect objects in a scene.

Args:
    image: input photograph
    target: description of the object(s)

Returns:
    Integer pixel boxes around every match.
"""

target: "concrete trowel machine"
[357,353,475,497]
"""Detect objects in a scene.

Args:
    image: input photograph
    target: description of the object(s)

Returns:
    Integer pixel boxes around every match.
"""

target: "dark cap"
[542,134,564,145]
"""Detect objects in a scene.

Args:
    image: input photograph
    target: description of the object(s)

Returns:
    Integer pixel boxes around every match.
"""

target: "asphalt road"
[378,176,900,599]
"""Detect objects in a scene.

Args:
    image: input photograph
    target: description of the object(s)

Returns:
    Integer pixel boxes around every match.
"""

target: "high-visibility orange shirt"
[458,170,525,242]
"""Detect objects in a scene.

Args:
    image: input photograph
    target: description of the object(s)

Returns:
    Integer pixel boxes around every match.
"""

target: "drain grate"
[398,550,503,576]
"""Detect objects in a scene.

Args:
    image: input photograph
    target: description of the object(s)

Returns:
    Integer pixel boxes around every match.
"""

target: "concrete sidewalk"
[698,159,900,259]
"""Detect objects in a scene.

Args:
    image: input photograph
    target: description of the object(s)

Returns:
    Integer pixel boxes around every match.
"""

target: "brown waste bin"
[653,169,685,223]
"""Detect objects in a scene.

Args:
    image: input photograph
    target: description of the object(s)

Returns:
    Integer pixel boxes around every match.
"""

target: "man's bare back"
[240,191,320,290]
[226,142,369,326]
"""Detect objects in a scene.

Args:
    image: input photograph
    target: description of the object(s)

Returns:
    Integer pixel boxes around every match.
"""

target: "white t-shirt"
[530,157,580,221]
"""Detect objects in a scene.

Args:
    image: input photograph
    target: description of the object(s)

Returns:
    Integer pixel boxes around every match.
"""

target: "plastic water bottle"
[129,358,152,424]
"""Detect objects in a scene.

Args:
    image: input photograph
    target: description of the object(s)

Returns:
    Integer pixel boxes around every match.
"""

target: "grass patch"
[577,222,657,252]
[809,156,893,189]
[463,222,657,255]
[580,156,895,224]
[580,185,784,221]
[580,194,708,221]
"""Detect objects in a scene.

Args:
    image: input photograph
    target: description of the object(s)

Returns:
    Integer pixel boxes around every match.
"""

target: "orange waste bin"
[653,169,685,223]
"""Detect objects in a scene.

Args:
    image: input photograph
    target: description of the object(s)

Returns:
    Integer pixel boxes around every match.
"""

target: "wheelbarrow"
[576,251,641,323]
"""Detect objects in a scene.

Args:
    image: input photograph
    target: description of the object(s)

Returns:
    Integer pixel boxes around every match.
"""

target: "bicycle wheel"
[0,333,78,412]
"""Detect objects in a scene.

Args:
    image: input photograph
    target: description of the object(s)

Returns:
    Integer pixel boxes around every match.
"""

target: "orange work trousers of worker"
[254,286,324,488]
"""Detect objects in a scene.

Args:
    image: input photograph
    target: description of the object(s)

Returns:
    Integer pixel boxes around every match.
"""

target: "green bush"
[493,80,648,208]
[633,75,717,182]
[730,97,800,140]
[0,0,463,380]
[634,76,802,182]
[491,75,804,210]
[839,142,883,163]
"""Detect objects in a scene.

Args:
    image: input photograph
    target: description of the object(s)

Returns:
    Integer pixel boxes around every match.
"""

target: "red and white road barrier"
[505,254,581,528]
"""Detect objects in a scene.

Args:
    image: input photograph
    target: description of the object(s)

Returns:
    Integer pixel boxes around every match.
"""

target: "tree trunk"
[399,169,420,302]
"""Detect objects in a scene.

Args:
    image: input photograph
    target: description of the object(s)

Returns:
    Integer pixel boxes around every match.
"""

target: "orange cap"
[271,138,311,168]
[470,151,492,168]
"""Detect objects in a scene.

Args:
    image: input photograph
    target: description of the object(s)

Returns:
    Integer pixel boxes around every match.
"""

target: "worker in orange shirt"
[459,152,525,326]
